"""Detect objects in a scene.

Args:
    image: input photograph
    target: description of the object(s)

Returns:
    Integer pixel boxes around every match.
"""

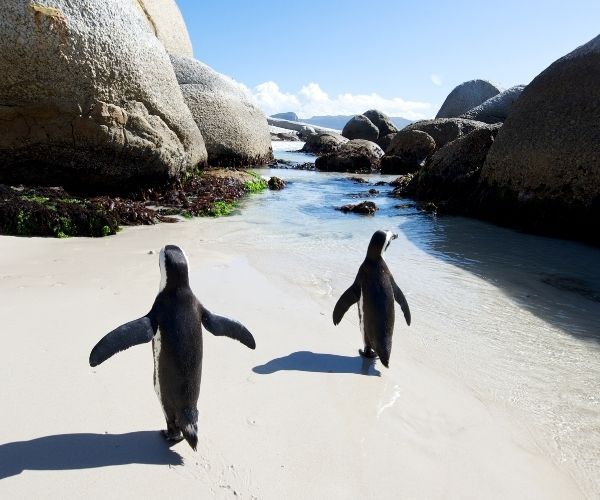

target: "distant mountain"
[271,112,299,121]
[269,114,412,131]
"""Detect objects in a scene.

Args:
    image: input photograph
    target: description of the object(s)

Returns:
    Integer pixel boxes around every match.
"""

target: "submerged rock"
[0,0,206,191]
[337,201,378,215]
[341,115,379,141]
[460,85,526,124]
[268,177,286,190]
[436,79,503,118]
[171,55,272,167]
[315,140,384,173]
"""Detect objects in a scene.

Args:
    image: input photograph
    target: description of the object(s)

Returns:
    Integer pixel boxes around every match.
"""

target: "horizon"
[177,0,600,119]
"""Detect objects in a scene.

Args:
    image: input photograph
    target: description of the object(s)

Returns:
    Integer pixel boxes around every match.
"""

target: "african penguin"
[332,230,411,368]
[89,245,256,450]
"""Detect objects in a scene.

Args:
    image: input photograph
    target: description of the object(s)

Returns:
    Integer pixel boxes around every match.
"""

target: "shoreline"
[0,218,591,498]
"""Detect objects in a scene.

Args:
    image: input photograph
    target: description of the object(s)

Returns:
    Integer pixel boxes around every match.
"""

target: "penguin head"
[159,245,189,291]
[366,230,398,260]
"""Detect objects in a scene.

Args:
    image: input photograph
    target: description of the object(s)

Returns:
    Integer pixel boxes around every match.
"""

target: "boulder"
[381,130,436,174]
[271,131,299,141]
[301,132,348,154]
[362,109,398,136]
[460,85,525,123]
[171,55,272,167]
[315,140,384,173]
[0,0,205,191]
[268,176,286,190]
[480,35,600,243]
[342,115,379,141]
[271,112,299,121]
[134,0,193,57]
[267,117,332,135]
[337,201,378,215]
[403,118,487,150]
[436,79,503,118]
[415,124,501,202]
[377,133,395,152]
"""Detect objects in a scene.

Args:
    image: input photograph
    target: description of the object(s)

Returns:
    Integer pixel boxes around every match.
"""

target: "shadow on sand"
[253,351,381,376]
[0,431,182,480]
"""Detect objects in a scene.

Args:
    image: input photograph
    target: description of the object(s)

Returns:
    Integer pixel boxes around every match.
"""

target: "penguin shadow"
[253,351,381,377]
[0,431,182,480]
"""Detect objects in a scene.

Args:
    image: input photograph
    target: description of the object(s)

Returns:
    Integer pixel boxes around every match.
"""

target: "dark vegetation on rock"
[337,201,378,215]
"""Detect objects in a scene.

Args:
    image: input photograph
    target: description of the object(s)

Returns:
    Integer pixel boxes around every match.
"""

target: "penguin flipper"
[391,279,411,326]
[333,283,361,325]
[89,316,156,367]
[201,309,256,349]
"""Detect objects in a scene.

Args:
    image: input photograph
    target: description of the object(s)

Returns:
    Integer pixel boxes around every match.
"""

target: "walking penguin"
[89,245,256,450]
[332,230,411,367]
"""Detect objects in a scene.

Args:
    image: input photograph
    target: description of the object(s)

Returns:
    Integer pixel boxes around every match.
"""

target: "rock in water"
[315,140,384,173]
[362,110,398,137]
[436,79,503,118]
[0,0,206,191]
[171,56,272,167]
[337,201,378,215]
[134,0,193,57]
[268,177,286,190]
[460,85,526,124]
[480,35,600,243]
[301,132,348,154]
[342,115,380,141]
[381,130,436,174]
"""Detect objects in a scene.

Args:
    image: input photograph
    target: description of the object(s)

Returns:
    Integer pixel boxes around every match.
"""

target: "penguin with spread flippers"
[89,245,256,450]
[333,230,411,368]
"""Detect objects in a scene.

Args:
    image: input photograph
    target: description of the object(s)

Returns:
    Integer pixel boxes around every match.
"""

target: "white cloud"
[430,74,443,86]
[248,81,431,119]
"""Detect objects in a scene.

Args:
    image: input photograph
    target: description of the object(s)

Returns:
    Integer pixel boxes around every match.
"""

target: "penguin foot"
[161,429,184,443]
[359,347,378,359]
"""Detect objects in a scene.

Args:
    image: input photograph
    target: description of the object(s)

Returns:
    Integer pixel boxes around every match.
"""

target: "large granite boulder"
[403,118,486,150]
[363,109,398,137]
[415,124,501,202]
[315,140,384,173]
[436,80,503,118]
[0,0,205,191]
[381,130,436,175]
[134,0,193,57]
[301,132,348,154]
[480,35,600,243]
[342,115,379,141]
[460,85,525,123]
[171,55,272,167]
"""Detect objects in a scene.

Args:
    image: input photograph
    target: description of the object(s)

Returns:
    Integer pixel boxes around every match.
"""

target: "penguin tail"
[181,408,199,451]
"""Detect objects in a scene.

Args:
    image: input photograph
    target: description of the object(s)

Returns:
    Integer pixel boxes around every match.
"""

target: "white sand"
[0,220,585,499]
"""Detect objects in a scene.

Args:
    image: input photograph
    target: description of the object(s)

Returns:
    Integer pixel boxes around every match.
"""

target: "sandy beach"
[0,212,590,499]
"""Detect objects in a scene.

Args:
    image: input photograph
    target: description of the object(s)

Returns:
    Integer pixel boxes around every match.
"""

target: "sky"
[176,0,600,119]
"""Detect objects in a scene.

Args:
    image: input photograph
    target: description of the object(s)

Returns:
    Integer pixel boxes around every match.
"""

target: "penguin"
[89,245,256,450]
[332,230,411,368]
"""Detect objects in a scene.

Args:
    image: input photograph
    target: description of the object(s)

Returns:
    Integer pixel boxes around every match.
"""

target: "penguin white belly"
[153,329,166,416]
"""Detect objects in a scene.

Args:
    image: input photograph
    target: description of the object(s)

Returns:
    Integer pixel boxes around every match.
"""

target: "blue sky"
[176,0,600,119]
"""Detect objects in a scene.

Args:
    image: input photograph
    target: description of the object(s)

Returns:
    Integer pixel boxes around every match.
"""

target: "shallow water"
[204,141,600,495]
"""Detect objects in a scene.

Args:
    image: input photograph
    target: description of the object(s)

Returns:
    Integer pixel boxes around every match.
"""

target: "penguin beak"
[391,233,398,240]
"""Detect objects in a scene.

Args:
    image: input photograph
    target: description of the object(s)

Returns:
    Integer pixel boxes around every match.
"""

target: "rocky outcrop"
[337,201,378,215]
[270,131,299,141]
[315,140,384,173]
[436,80,503,118]
[363,109,398,136]
[377,133,395,152]
[0,0,205,191]
[271,112,299,121]
[460,85,525,123]
[342,115,379,141]
[134,0,193,57]
[381,130,436,174]
[403,118,487,150]
[171,55,272,167]
[301,132,348,154]
[268,176,286,190]
[479,35,600,244]
[415,124,501,203]
[267,117,332,135]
